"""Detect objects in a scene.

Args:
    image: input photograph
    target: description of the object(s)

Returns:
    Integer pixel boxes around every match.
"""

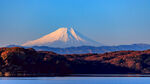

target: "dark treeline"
[0,47,150,76]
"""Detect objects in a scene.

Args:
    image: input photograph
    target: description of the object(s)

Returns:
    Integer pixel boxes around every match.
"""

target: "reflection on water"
[1,74,150,77]
[0,77,150,84]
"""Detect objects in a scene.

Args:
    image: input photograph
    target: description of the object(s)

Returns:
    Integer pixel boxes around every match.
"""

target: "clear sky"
[0,0,150,47]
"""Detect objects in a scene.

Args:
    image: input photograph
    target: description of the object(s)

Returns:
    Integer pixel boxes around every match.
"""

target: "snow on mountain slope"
[22,27,102,48]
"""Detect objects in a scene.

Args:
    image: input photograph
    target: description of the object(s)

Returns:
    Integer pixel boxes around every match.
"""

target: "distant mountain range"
[7,44,150,54]
[6,27,150,54]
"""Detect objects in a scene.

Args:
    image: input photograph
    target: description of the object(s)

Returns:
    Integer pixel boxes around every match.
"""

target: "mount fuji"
[22,28,102,48]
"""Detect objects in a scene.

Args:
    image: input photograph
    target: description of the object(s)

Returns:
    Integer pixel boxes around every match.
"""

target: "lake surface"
[0,76,150,84]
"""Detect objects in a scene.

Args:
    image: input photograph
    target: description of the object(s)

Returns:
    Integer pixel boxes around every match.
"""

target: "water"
[0,76,150,84]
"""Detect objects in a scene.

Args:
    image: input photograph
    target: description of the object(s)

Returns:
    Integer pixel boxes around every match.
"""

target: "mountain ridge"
[1,47,150,76]
[7,43,150,54]
[22,27,102,48]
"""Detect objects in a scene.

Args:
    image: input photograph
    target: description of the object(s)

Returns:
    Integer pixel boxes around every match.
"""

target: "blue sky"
[0,0,150,47]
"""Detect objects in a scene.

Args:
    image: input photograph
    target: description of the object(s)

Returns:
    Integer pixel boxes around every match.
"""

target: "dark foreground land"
[1,47,150,76]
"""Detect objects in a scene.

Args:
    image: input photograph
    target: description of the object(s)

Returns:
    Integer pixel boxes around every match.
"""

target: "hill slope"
[22,28,101,48]
[1,47,150,76]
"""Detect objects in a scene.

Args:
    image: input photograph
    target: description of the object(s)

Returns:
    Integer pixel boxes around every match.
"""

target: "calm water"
[0,77,150,84]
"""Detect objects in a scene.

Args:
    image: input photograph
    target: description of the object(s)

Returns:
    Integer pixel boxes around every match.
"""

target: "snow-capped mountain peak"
[22,27,102,48]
